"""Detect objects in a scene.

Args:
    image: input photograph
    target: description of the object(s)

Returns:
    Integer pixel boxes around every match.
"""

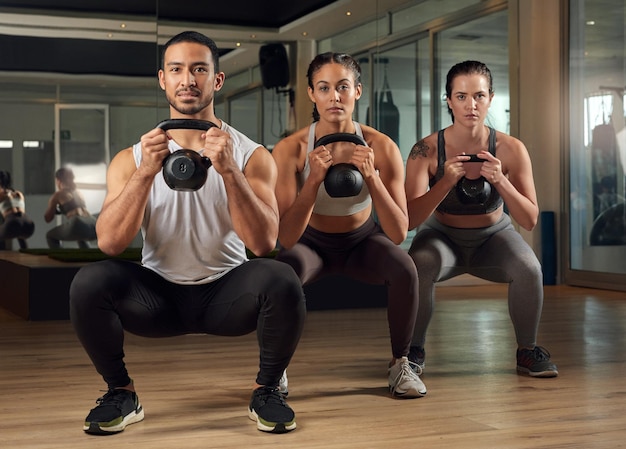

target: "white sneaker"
[388,356,426,398]
[278,370,289,396]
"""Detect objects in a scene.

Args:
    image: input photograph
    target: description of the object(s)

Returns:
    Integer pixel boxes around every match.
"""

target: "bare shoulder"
[360,124,397,153]
[110,146,135,167]
[249,144,273,165]
[494,131,528,157]
[107,146,137,181]
[408,132,438,160]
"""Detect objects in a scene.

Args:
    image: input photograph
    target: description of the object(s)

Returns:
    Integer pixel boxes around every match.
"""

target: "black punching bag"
[259,43,290,89]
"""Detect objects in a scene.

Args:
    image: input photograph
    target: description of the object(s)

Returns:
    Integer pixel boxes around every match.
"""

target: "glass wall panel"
[262,88,294,151]
[569,0,626,275]
[55,105,110,216]
[417,38,431,139]
[229,89,261,143]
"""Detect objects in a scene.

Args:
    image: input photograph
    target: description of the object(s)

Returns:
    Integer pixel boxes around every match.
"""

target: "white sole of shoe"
[248,408,297,433]
[389,385,427,398]
[84,408,145,434]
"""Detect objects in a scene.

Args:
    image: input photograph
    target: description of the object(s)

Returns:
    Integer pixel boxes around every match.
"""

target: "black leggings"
[69,258,306,389]
[276,218,418,359]
[0,212,34,250]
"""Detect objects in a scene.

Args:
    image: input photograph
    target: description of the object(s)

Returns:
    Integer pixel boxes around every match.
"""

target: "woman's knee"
[408,242,443,279]
[383,247,418,283]
[510,250,543,283]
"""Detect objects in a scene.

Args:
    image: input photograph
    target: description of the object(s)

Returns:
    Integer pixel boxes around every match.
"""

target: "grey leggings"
[276,217,418,359]
[46,215,97,249]
[69,258,306,389]
[408,214,543,348]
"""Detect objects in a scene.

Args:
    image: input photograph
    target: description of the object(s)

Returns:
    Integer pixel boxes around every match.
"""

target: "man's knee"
[69,260,125,310]
[266,258,302,290]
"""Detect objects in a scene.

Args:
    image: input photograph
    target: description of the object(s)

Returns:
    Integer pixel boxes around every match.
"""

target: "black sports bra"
[430,127,503,215]
[58,195,86,215]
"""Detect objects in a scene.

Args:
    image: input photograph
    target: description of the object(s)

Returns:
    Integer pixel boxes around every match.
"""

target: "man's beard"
[166,90,212,115]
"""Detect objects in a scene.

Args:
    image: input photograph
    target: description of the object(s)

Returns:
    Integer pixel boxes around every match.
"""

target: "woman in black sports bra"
[404,60,558,379]
[44,167,97,248]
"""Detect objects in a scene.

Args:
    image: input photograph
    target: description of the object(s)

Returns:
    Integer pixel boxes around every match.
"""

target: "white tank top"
[302,122,372,216]
[132,120,259,285]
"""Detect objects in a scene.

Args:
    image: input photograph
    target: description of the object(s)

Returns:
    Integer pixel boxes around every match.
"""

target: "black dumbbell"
[314,133,366,198]
[456,154,490,204]
[158,119,217,191]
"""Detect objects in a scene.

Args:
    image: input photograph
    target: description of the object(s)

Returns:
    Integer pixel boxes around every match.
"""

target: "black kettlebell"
[456,154,491,204]
[158,119,218,191]
[314,133,366,198]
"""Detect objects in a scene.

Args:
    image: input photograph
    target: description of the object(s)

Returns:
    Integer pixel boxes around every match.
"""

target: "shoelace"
[256,387,287,405]
[96,389,130,407]
[532,346,551,361]
[390,360,422,395]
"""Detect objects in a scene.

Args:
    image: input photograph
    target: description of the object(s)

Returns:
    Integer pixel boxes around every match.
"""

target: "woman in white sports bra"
[272,52,426,399]
[0,170,35,250]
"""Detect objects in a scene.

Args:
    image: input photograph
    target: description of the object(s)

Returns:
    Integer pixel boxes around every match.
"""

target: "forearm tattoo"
[409,139,429,160]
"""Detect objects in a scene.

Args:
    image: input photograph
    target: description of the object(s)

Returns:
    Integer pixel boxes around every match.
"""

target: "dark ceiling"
[0,0,338,29]
[0,0,338,77]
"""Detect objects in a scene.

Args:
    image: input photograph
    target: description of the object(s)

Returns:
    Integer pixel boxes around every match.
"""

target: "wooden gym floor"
[0,283,624,448]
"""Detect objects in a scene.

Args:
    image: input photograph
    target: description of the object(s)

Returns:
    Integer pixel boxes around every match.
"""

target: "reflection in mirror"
[569,0,626,275]
[0,9,159,248]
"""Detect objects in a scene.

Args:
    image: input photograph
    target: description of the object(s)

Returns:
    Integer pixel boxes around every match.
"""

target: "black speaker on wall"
[259,43,290,89]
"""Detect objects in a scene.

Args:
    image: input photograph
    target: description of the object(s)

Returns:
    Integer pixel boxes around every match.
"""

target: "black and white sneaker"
[83,388,144,434]
[516,346,558,377]
[248,386,296,433]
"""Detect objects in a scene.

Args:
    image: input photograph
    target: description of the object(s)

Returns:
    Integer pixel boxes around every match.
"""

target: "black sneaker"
[248,386,296,433]
[516,346,559,378]
[83,389,144,434]
[408,345,426,373]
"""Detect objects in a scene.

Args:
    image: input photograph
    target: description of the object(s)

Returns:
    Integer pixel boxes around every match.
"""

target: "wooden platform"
[0,251,87,320]
[0,284,624,448]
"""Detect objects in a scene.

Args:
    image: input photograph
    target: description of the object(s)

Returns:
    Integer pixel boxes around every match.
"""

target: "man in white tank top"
[69,31,305,436]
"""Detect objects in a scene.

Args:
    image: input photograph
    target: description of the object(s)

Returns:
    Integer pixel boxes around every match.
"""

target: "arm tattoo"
[409,139,429,160]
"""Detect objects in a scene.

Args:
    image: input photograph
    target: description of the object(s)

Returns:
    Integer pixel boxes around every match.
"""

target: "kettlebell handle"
[157,119,218,132]
[464,154,484,163]
[314,132,367,148]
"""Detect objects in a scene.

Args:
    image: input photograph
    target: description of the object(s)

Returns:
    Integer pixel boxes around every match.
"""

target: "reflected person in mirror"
[44,167,97,249]
[0,170,35,250]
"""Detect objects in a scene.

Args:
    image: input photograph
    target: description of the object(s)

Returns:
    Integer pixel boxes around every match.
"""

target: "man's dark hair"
[161,31,220,73]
